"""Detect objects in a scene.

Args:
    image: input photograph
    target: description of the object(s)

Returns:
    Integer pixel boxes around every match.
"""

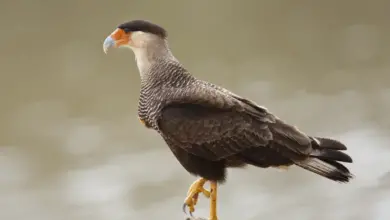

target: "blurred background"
[1,0,390,219]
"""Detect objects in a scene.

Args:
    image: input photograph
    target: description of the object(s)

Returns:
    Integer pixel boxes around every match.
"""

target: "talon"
[182,178,210,216]
[182,203,189,215]
[182,199,195,215]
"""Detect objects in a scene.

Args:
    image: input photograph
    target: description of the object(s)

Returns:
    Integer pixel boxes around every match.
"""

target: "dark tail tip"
[311,149,353,163]
[322,158,354,183]
[310,136,353,163]
[296,158,354,183]
[311,137,347,150]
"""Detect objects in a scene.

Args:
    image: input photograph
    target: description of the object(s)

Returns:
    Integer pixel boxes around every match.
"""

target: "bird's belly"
[162,137,227,182]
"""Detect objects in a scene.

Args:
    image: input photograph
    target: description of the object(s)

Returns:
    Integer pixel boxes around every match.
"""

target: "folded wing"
[157,87,314,161]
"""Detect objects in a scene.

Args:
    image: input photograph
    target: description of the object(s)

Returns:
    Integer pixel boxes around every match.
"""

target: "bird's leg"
[209,181,218,220]
[183,178,211,215]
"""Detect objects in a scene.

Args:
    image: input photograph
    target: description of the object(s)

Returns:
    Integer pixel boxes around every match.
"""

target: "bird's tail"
[294,137,354,183]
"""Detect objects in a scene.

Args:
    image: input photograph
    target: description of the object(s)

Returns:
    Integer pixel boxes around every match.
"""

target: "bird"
[103,19,354,220]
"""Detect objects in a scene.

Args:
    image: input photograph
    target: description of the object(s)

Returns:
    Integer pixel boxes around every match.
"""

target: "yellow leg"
[183,178,211,215]
[209,181,218,220]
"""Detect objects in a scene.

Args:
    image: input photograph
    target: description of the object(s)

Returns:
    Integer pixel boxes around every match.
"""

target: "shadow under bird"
[103,20,354,220]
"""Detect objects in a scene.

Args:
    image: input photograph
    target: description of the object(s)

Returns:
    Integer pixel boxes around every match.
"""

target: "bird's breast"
[137,90,161,129]
[137,102,153,129]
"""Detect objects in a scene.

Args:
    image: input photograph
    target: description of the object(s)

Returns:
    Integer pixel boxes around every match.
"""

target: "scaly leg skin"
[183,178,211,216]
[209,181,218,220]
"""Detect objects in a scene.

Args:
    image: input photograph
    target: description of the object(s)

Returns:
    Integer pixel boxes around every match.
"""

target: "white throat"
[127,31,177,78]
[132,47,153,75]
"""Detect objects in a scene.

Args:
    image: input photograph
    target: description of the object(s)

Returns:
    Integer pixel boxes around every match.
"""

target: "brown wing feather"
[158,103,272,161]
[199,82,313,155]
[157,85,313,161]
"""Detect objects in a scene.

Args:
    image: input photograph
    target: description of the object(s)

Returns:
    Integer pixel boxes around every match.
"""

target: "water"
[1,1,390,219]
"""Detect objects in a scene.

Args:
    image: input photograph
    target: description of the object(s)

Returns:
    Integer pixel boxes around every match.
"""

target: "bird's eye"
[123,28,131,33]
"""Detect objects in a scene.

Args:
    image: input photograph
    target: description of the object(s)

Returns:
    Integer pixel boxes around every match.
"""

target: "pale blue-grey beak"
[103,36,115,54]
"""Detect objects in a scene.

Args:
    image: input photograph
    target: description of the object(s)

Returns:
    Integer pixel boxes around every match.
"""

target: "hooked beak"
[103,36,115,54]
[103,28,130,54]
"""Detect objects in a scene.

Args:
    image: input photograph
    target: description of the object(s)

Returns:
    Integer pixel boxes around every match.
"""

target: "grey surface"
[1,0,390,220]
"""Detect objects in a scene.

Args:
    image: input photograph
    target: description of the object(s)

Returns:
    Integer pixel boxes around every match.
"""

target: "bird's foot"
[183,178,211,216]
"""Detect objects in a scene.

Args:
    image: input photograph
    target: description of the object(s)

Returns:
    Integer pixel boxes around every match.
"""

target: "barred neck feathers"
[140,58,195,90]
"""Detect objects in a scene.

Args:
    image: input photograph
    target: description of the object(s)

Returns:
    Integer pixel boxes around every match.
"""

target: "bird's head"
[103,20,167,54]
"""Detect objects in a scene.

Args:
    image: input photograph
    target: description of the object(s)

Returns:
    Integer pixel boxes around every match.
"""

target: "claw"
[183,198,195,215]
[182,203,189,215]
[182,178,210,217]
[182,203,195,217]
